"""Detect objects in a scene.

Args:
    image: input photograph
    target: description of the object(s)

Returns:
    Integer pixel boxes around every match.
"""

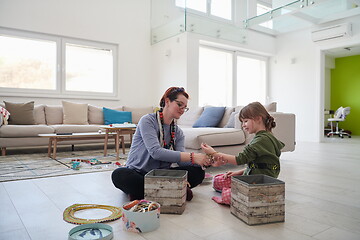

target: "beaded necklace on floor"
[157,108,176,150]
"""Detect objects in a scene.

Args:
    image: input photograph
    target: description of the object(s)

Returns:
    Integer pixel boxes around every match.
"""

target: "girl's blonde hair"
[239,102,276,132]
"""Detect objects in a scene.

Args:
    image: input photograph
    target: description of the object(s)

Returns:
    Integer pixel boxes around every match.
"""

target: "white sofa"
[0,102,295,156]
[177,103,296,155]
[0,102,154,155]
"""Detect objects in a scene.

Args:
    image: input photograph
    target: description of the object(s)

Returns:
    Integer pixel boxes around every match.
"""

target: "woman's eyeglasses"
[174,100,189,112]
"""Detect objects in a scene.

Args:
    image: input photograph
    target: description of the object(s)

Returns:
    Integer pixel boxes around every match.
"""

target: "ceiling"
[248,0,360,59]
[325,45,360,58]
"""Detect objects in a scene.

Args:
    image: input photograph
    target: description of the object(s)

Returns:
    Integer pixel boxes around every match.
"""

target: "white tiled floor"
[1,137,360,240]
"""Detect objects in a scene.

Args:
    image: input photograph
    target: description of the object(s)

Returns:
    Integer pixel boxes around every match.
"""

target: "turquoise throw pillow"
[193,107,226,128]
[103,107,132,125]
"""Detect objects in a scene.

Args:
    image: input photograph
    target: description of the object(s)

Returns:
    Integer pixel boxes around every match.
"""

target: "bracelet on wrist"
[190,152,195,164]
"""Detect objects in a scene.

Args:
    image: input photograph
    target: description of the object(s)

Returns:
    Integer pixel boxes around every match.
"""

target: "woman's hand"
[193,153,208,167]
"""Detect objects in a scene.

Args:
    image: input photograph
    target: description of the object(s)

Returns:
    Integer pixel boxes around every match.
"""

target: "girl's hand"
[201,143,215,155]
[223,171,233,179]
[224,169,245,178]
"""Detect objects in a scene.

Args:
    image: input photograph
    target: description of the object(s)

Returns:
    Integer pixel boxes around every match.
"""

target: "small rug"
[0,149,127,182]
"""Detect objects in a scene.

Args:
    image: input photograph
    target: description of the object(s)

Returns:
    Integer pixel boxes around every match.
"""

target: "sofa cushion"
[103,107,132,125]
[198,129,245,148]
[218,107,234,128]
[34,105,46,124]
[123,106,154,124]
[193,107,226,128]
[180,126,245,150]
[62,101,89,125]
[234,112,242,129]
[0,124,54,137]
[88,105,104,125]
[51,124,101,134]
[265,102,277,112]
[234,105,244,113]
[224,111,237,128]
[177,107,203,127]
[4,101,35,125]
[45,106,63,124]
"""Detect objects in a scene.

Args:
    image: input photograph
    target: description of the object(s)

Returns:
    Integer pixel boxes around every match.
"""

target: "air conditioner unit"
[311,23,352,42]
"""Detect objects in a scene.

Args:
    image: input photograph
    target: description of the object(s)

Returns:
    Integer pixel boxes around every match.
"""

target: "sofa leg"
[1,147,6,156]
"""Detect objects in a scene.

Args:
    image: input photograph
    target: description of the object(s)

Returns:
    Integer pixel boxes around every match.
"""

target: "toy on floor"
[63,204,122,225]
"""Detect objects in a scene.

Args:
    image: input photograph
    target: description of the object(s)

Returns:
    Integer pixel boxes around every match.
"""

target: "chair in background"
[326,106,351,138]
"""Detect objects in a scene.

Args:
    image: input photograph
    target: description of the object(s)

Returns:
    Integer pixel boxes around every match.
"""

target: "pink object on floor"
[211,187,231,205]
[212,173,231,192]
[205,173,213,179]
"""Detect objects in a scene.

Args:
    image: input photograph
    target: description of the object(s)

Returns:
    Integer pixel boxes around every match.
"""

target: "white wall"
[270,15,360,142]
[0,0,153,107]
[150,33,188,105]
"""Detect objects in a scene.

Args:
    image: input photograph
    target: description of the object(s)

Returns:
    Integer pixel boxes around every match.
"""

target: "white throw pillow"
[224,111,237,128]
[62,101,89,125]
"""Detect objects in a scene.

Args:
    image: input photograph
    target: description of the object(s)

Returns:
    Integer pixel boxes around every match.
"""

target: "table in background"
[38,132,121,160]
[101,125,136,160]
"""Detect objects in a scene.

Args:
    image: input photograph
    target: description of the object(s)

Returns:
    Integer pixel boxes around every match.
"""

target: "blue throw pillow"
[193,107,226,128]
[103,107,132,125]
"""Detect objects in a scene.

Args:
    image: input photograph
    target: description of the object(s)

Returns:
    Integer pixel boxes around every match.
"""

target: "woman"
[112,87,207,201]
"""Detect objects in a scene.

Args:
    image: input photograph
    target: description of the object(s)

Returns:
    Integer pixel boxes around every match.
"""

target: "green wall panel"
[331,55,360,136]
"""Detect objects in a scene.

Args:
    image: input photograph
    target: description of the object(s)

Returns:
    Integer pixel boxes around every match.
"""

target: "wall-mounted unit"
[311,23,352,43]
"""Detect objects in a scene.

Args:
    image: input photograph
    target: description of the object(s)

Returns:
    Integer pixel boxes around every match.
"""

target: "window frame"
[0,27,118,100]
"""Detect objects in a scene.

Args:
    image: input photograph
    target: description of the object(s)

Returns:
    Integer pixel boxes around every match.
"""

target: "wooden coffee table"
[39,132,122,160]
[101,124,136,160]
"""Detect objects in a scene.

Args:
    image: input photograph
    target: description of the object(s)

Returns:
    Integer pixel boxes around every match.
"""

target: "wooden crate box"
[144,169,187,214]
[230,174,285,225]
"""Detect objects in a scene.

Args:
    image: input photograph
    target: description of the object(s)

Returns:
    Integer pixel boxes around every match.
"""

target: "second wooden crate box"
[144,169,187,214]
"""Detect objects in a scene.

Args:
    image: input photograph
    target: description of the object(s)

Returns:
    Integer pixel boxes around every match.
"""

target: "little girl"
[201,102,285,205]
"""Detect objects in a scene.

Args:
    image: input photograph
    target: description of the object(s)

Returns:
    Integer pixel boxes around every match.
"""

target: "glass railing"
[151,0,247,45]
[151,0,360,45]
[245,0,360,35]
[185,13,247,44]
[151,0,185,44]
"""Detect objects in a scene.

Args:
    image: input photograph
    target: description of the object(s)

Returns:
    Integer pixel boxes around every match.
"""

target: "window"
[0,35,57,90]
[211,0,232,20]
[175,0,233,21]
[199,47,233,106]
[0,28,117,98]
[65,42,114,93]
[199,45,267,107]
[236,54,267,105]
[257,2,273,29]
